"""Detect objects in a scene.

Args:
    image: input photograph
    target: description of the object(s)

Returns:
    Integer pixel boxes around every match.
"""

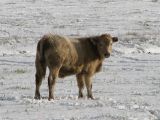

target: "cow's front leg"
[84,74,94,99]
[76,74,85,98]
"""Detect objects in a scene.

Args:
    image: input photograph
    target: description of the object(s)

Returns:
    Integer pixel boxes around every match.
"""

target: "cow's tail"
[35,37,47,79]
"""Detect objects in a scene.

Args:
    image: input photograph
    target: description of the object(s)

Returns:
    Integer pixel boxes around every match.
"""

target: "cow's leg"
[34,57,46,100]
[84,74,94,99]
[48,66,61,101]
[76,74,85,98]
[34,73,43,99]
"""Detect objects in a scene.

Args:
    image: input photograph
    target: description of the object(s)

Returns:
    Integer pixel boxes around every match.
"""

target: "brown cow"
[34,33,118,100]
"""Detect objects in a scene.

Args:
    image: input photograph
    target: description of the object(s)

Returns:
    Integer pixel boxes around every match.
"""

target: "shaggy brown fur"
[34,33,118,100]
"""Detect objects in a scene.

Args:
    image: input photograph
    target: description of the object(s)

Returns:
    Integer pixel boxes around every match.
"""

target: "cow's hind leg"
[84,74,94,99]
[48,66,61,101]
[34,59,46,99]
[35,73,43,99]
[76,74,85,98]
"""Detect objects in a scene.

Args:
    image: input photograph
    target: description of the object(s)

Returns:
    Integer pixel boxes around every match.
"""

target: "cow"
[34,33,118,100]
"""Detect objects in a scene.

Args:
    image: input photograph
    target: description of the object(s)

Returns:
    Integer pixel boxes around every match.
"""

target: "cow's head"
[90,34,118,58]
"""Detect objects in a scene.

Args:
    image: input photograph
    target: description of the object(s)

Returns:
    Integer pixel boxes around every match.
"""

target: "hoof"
[34,96,41,100]
[78,94,84,99]
[48,97,54,101]
[88,95,94,100]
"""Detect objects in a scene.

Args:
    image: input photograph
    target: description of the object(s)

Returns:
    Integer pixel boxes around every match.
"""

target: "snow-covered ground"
[0,0,160,120]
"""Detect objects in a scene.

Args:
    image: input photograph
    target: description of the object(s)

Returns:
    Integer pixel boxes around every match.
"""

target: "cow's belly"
[58,65,83,78]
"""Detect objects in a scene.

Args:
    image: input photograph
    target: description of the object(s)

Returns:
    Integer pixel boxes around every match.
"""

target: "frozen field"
[0,0,160,120]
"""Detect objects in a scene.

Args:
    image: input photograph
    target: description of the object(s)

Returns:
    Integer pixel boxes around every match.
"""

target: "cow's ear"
[112,37,118,42]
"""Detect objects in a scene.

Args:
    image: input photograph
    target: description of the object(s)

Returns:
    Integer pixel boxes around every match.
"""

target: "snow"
[0,0,160,120]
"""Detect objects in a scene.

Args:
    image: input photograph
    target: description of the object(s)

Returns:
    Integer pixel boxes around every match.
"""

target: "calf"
[34,33,118,100]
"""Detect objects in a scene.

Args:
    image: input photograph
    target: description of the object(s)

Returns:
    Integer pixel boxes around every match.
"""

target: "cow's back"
[42,34,79,67]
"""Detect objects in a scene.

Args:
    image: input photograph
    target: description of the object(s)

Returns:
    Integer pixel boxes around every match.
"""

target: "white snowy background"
[0,0,160,120]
